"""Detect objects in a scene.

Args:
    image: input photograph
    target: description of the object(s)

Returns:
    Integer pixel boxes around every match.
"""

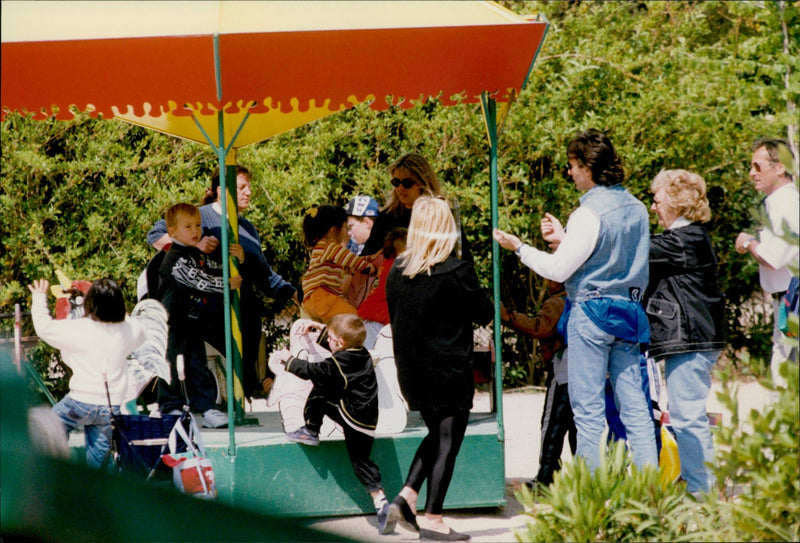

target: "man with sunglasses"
[735,137,799,388]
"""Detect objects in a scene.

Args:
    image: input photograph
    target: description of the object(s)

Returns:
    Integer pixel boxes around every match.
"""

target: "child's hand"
[229,274,243,290]
[499,303,511,323]
[28,279,50,295]
[492,229,523,252]
[230,243,245,263]
[196,235,219,254]
[300,321,325,336]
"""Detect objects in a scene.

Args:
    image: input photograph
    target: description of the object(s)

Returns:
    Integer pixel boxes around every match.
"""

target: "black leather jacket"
[644,222,726,358]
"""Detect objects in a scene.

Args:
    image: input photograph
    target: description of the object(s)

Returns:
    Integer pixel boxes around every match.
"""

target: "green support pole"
[482,93,504,442]
[214,123,238,455]
[222,160,256,427]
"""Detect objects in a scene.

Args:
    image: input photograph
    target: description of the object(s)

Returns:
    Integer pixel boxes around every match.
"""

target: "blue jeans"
[52,395,119,468]
[567,303,658,471]
[664,350,718,493]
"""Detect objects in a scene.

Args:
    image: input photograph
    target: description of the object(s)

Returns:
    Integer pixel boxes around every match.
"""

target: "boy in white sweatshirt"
[29,278,145,468]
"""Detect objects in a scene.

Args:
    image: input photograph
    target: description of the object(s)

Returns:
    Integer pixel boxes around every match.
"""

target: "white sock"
[373,494,388,511]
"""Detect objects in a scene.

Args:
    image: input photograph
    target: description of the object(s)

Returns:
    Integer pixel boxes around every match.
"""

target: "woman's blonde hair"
[383,152,444,214]
[651,169,711,223]
[397,196,457,278]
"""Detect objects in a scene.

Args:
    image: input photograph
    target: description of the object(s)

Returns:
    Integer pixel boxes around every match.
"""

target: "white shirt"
[757,182,799,293]
[517,206,600,283]
[31,291,146,405]
[667,216,692,230]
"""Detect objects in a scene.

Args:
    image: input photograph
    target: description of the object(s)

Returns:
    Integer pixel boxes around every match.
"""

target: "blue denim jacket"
[565,185,650,303]
[562,185,650,345]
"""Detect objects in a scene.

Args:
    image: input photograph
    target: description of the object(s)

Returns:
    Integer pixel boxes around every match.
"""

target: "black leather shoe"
[420,527,471,541]
[388,495,419,532]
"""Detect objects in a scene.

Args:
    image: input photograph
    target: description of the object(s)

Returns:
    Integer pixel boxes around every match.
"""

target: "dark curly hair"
[302,205,348,248]
[567,129,625,187]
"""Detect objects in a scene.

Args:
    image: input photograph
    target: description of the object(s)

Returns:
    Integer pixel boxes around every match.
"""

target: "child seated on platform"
[300,205,376,324]
[270,314,393,534]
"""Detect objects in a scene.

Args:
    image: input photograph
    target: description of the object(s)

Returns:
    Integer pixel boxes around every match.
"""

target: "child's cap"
[345,196,379,218]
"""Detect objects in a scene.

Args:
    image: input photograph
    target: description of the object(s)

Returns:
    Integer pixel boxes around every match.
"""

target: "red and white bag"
[161,414,217,499]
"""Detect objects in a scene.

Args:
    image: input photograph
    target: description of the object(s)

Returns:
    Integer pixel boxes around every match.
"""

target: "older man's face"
[749,146,785,196]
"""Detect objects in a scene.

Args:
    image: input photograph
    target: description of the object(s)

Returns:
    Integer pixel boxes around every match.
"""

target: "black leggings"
[404,407,469,515]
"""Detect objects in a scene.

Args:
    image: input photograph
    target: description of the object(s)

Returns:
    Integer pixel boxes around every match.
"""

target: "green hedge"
[2,1,798,389]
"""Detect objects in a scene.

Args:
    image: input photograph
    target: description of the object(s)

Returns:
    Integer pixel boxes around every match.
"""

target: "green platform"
[212,411,505,517]
[67,409,506,518]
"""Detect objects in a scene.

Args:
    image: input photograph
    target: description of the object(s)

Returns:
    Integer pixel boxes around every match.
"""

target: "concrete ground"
[298,378,771,542]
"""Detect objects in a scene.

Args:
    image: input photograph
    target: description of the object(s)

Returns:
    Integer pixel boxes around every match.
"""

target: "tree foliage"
[516,361,800,542]
[2,1,798,387]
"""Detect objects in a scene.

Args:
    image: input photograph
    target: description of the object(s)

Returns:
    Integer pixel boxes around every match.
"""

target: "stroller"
[106,355,216,499]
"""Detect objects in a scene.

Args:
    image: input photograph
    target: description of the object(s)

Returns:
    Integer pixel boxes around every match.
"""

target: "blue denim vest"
[565,185,650,303]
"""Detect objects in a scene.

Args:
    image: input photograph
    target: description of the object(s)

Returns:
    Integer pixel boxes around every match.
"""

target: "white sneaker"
[202,408,229,429]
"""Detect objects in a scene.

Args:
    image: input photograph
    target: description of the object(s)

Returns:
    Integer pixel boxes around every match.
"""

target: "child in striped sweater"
[301,205,376,324]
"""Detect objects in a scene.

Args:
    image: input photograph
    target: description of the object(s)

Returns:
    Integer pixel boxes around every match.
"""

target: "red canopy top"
[1,1,547,122]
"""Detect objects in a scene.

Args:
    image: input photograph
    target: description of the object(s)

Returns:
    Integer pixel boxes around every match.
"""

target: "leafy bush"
[516,439,708,542]
[515,362,800,542]
[25,341,70,405]
[2,1,797,391]
[710,360,800,542]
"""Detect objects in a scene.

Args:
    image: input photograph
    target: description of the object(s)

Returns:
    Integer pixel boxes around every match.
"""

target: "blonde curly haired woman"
[645,169,725,496]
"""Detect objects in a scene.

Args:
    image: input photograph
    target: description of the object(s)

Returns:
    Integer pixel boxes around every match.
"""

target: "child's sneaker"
[286,426,319,446]
[377,502,394,534]
[202,408,229,429]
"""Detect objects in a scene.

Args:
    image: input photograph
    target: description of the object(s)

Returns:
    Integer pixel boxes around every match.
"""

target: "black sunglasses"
[391,177,417,189]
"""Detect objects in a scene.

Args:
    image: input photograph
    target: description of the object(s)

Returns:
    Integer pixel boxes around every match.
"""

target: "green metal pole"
[482,93,504,443]
[216,112,237,457]
[211,32,237,456]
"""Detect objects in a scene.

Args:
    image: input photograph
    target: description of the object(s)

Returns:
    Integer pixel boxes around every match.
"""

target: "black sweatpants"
[304,388,383,493]
[158,332,217,414]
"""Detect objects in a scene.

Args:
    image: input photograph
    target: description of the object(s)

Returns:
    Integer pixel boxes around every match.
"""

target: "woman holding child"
[147,166,298,400]
[385,196,493,541]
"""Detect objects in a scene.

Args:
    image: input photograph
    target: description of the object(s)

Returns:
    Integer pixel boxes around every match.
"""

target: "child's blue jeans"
[52,394,119,468]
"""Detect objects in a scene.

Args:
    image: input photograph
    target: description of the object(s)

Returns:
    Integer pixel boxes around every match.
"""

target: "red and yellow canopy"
[2,0,546,148]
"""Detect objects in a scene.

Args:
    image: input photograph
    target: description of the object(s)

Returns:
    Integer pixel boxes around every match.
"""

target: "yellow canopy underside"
[112,97,369,149]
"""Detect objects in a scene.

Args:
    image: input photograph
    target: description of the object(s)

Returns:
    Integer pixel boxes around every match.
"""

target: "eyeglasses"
[391,177,417,189]
[751,161,776,173]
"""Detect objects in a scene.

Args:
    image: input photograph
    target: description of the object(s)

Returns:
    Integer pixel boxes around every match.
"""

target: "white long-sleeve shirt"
[517,207,600,283]
[31,291,145,405]
[757,182,799,293]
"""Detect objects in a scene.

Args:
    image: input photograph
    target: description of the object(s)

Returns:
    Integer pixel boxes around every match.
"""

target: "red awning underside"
[2,24,546,120]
